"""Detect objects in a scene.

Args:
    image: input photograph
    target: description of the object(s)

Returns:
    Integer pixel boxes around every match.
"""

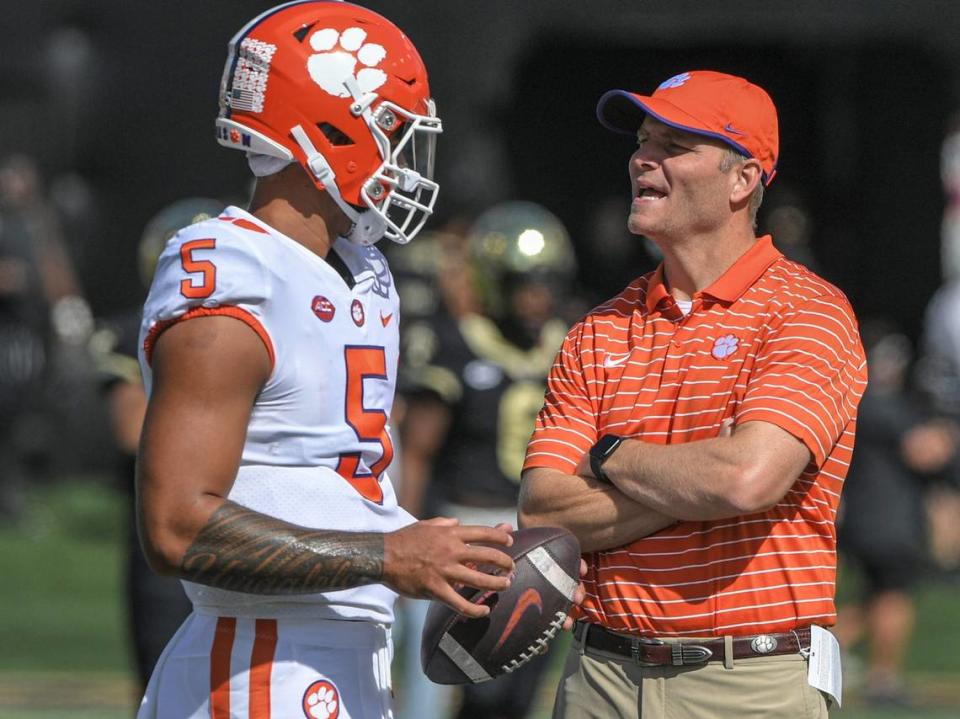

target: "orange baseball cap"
[597,70,779,186]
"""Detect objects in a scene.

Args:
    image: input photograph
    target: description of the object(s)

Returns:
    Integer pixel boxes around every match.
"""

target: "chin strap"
[289,124,387,246]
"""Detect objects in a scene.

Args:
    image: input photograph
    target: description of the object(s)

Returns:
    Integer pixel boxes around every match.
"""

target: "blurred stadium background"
[2,1,960,717]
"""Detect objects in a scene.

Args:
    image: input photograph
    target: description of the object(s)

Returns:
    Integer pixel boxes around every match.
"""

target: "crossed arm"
[518,421,811,552]
[137,315,514,617]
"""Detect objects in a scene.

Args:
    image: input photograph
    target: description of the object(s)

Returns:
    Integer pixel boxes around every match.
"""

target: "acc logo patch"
[351,299,365,326]
[307,27,387,98]
[302,678,340,719]
[312,295,336,322]
[711,334,740,360]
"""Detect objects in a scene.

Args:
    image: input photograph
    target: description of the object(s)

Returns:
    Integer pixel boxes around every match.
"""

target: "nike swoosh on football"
[380,312,393,327]
[492,587,543,652]
[604,353,631,368]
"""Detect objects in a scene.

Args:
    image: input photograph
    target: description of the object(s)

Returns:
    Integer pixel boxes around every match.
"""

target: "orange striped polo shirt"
[523,235,867,637]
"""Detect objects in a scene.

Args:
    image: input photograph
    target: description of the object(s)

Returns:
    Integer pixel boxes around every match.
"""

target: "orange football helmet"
[216,1,441,245]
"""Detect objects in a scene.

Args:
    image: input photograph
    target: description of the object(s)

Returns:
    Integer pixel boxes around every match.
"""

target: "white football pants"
[137,612,393,719]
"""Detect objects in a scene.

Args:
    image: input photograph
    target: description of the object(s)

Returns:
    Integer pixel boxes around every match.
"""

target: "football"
[420,526,581,684]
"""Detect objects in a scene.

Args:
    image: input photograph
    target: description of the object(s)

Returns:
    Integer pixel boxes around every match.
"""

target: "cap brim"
[596,90,656,134]
[596,89,755,159]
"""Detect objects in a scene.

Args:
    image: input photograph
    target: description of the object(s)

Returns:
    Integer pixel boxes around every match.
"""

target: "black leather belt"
[573,622,811,666]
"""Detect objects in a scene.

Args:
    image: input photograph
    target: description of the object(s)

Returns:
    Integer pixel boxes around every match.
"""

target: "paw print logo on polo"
[711,334,740,360]
[307,26,387,98]
[302,678,340,719]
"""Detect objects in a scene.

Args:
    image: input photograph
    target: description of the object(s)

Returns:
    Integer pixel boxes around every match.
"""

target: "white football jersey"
[139,205,414,623]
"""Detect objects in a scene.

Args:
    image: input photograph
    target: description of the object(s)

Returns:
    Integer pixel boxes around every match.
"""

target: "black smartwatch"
[589,434,623,484]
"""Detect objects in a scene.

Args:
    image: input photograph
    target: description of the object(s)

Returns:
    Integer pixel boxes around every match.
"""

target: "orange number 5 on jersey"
[336,345,395,504]
[179,239,217,299]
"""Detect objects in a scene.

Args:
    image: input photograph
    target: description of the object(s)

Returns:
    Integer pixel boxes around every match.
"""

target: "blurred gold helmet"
[138,198,225,286]
[467,201,576,319]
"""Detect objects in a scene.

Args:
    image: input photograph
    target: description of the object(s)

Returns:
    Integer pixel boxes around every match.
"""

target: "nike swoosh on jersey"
[380,311,393,327]
[603,353,631,368]
[492,587,543,652]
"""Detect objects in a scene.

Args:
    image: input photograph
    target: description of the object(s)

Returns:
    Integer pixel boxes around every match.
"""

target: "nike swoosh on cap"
[724,122,746,136]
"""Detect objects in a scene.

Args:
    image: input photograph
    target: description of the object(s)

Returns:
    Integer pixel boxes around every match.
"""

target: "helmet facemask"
[289,78,441,247]
[361,99,441,245]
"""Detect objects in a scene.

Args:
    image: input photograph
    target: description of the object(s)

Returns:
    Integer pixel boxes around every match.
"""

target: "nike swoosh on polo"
[380,311,393,327]
[492,587,543,652]
[604,353,631,368]
[724,122,746,136]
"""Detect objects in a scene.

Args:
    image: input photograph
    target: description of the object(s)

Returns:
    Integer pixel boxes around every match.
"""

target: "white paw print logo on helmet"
[302,679,340,719]
[308,27,387,98]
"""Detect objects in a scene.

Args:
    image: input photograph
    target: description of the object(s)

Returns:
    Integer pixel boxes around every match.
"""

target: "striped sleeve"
[737,295,867,466]
[523,321,599,473]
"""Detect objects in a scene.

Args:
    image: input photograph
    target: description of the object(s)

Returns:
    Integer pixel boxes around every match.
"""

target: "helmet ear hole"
[292,23,315,44]
[318,122,355,146]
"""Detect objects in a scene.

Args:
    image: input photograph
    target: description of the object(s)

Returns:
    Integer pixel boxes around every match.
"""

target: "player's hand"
[383,517,514,619]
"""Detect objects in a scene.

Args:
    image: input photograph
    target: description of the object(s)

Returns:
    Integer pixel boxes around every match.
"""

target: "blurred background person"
[835,319,959,708]
[0,153,90,523]
[395,201,579,719]
[915,117,960,580]
[384,220,474,719]
[89,197,224,693]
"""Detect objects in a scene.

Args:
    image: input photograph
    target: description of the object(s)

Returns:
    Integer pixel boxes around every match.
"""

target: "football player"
[397,202,579,719]
[93,198,223,691]
[135,4,515,718]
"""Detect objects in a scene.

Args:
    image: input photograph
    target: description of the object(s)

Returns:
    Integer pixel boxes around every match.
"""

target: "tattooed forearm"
[179,501,384,594]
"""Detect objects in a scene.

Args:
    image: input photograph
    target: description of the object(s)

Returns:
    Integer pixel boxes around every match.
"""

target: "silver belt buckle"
[671,642,713,666]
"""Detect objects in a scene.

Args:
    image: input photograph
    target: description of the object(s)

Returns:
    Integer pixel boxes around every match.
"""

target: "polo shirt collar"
[644,235,781,313]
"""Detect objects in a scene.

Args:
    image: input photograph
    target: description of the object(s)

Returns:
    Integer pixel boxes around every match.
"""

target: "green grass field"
[1,479,958,718]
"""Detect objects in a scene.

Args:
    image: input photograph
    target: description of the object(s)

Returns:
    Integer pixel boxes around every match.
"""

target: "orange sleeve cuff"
[142,305,275,370]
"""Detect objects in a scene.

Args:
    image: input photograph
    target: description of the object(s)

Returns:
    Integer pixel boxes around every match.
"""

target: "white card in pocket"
[806,625,842,707]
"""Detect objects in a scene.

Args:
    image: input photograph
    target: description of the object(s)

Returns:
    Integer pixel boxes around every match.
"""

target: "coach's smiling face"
[627,116,734,244]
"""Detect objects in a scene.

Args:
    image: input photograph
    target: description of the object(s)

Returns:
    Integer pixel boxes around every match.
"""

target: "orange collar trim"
[644,235,781,313]
[702,235,781,302]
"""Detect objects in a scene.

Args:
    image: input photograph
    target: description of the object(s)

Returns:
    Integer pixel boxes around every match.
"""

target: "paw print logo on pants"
[302,678,340,719]
[307,27,387,98]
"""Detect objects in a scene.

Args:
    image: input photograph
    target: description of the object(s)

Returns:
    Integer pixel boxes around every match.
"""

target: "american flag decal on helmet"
[227,38,277,113]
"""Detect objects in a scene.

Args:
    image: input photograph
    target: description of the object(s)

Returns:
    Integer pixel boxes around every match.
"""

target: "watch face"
[590,435,621,484]
[594,434,621,458]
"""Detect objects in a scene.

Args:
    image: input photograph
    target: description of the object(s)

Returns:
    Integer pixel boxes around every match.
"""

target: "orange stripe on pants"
[249,619,279,718]
[210,617,237,719]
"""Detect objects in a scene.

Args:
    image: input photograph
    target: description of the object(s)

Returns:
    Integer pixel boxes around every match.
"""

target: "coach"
[519,71,866,718]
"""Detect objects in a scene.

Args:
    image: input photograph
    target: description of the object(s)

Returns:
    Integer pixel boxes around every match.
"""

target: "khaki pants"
[552,634,829,719]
